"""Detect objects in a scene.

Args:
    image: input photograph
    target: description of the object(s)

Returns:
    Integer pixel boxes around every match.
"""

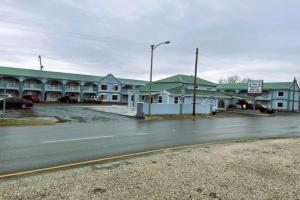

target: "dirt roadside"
[0,138,299,200]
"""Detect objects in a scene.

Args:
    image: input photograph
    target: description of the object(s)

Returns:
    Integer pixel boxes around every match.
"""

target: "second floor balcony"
[83,87,97,93]
[46,85,63,91]
[0,82,19,89]
[65,86,80,92]
[23,83,42,90]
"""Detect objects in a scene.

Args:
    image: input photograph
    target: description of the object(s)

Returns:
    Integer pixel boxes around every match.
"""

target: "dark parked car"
[248,103,275,114]
[0,97,33,109]
[23,94,40,103]
[58,95,78,103]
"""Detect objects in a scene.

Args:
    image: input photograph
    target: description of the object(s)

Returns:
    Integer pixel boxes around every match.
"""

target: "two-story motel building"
[217,81,300,111]
[0,66,147,103]
[1,66,299,111]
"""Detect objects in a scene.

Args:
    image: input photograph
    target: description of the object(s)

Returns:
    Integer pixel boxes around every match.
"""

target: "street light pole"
[148,41,170,116]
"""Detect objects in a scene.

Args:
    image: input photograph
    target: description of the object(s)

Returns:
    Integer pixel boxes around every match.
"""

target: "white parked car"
[0,94,12,101]
[84,96,101,103]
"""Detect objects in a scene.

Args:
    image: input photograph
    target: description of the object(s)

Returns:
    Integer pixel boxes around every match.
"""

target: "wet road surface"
[3,104,130,122]
[1,114,300,175]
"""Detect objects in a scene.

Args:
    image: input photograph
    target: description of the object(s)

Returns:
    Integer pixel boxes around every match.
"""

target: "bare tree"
[219,75,251,83]
[227,75,241,83]
[241,78,251,83]
[218,78,226,84]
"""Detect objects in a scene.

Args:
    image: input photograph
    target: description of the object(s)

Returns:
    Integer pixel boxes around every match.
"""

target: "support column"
[41,79,47,102]
[62,80,67,96]
[80,81,84,102]
[18,78,24,97]
[95,82,99,97]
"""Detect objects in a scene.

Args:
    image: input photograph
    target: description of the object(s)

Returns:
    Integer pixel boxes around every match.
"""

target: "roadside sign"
[248,80,263,94]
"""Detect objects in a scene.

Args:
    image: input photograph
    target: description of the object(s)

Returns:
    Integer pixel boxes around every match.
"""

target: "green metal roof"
[0,66,101,82]
[118,78,147,86]
[138,83,248,100]
[155,74,216,86]
[166,86,241,99]
[218,82,294,90]
[137,82,183,93]
[0,66,147,85]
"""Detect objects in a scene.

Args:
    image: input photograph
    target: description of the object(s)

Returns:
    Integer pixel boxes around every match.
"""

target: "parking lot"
[2,103,131,123]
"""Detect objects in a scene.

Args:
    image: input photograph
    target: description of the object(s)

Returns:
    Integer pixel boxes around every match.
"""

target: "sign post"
[248,80,263,111]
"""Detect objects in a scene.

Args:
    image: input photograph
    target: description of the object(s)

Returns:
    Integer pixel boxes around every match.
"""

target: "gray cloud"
[0,0,299,82]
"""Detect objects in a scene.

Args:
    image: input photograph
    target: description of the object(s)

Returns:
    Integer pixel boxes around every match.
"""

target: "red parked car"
[23,95,40,103]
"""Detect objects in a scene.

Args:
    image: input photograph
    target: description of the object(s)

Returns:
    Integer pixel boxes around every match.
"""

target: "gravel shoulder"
[1,138,300,200]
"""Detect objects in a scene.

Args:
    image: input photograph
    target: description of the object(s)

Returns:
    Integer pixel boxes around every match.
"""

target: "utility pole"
[2,82,7,118]
[192,48,199,115]
[148,45,154,115]
[39,55,44,71]
[292,77,296,112]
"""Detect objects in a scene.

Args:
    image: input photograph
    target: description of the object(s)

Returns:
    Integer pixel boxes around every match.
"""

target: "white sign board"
[248,80,263,94]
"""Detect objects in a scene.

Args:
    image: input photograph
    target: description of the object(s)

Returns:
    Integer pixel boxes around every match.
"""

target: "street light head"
[164,41,170,44]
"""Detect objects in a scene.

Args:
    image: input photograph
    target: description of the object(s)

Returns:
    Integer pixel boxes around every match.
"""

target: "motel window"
[100,94,108,101]
[112,85,119,91]
[158,96,163,103]
[277,102,283,108]
[174,96,179,104]
[112,95,119,101]
[101,84,108,91]
[278,91,284,97]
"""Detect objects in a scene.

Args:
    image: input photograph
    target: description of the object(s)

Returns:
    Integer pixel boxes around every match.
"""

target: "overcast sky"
[0,0,299,82]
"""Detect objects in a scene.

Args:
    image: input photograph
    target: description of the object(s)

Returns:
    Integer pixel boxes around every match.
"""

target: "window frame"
[100,93,108,101]
[112,94,119,101]
[174,96,179,104]
[158,95,163,104]
[277,91,284,97]
[277,102,283,108]
[112,84,119,91]
[101,84,108,91]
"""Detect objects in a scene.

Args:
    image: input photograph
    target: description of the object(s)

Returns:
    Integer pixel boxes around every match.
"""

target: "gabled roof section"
[0,66,101,82]
[100,73,122,84]
[217,82,294,90]
[137,82,183,93]
[155,74,216,86]
[118,78,147,86]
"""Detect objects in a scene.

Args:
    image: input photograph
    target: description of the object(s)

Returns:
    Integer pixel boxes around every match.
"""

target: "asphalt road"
[1,114,300,175]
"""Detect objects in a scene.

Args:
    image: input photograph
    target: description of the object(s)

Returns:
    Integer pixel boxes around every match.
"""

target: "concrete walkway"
[87,105,137,117]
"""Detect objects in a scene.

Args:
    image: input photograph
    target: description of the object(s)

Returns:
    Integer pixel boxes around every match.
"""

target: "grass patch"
[0,117,58,127]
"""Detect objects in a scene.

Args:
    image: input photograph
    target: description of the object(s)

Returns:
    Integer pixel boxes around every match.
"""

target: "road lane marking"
[216,124,247,129]
[1,137,294,179]
[0,142,215,179]
[41,132,154,144]
[42,136,115,144]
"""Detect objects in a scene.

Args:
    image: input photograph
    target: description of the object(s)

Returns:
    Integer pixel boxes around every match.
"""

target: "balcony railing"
[83,87,96,93]
[46,85,63,91]
[65,87,80,92]
[23,83,42,90]
[0,83,19,89]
